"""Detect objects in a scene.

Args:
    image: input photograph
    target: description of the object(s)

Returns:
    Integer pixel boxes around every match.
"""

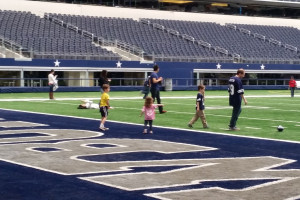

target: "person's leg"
[143,120,148,133]
[291,87,295,97]
[143,87,149,99]
[151,88,156,102]
[49,84,54,99]
[188,111,200,127]
[100,117,106,128]
[199,110,208,128]
[229,105,241,129]
[100,107,109,130]
[156,90,164,113]
[144,87,150,98]
[149,120,153,133]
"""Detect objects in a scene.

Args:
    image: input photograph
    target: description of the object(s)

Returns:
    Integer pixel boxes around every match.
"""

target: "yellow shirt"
[100,92,109,107]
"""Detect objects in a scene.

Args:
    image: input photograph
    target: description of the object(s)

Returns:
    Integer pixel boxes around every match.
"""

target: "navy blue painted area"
[0,161,153,200]
[1,109,300,199]
[2,58,300,71]
[0,132,46,139]
[33,147,62,152]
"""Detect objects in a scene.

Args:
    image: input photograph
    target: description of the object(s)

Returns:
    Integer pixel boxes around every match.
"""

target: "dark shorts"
[100,106,108,118]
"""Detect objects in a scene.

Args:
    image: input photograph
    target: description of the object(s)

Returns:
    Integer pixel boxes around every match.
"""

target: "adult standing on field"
[228,68,247,131]
[150,64,167,114]
[289,76,297,97]
[99,70,111,93]
[48,69,57,100]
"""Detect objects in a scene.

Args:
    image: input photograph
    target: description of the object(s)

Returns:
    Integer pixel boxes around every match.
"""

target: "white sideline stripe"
[1,107,300,145]
[219,128,229,131]
[4,98,300,124]
[0,94,299,102]
[245,127,262,130]
[25,100,300,125]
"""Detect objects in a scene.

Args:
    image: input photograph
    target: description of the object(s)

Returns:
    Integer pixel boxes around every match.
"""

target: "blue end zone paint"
[1,109,300,199]
[33,147,62,152]
[0,132,47,139]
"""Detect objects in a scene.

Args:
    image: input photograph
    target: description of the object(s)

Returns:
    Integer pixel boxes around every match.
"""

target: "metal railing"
[0,77,291,88]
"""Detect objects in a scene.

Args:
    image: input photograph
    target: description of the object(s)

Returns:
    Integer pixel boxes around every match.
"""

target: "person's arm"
[152,77,163,84]
[241,94,247,105]
[106,99,110,108]
[140,111,144,117]
[140,107,145,117]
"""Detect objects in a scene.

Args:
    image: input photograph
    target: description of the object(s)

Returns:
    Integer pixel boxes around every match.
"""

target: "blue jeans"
[291,87,295,97]
[229,105,242,128]
[49,84,54,92]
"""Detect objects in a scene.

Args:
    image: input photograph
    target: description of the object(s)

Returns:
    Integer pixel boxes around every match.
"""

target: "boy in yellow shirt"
[99,84,111,131]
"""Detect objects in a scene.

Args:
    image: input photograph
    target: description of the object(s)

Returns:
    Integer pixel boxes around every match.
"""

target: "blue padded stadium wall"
[0,58,299,93]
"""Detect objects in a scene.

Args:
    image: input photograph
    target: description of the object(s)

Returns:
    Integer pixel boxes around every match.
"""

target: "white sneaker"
[99,127,109,131]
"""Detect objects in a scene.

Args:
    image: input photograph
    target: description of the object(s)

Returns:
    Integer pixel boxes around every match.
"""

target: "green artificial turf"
[0,90,299,142]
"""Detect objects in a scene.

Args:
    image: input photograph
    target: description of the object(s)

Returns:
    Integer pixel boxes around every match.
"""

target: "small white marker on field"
[245,127,261,130]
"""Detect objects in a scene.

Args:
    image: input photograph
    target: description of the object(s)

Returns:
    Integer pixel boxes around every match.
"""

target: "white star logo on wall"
[216,63,221,69]
[116,61,122,68]
[54,60,60,67]
[260,64,265,70]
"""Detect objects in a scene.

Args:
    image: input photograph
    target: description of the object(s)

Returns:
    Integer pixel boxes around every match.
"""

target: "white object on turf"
[277,125,284,132]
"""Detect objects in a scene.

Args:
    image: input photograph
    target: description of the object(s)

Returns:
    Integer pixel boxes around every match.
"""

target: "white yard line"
[245,127,262,130]
[4,98,300,124]
[0,94,299,102]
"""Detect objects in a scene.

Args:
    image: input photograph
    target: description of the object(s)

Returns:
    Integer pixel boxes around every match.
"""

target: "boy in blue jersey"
[228,68,248,131]
[150,65,167,114]
[188,85,208,129]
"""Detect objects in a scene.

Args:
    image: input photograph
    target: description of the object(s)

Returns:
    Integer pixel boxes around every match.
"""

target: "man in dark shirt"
[150,65,167,114]
[228,68,248,131]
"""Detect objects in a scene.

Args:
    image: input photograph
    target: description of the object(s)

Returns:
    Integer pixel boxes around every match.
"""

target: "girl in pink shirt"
[140,97,163,134]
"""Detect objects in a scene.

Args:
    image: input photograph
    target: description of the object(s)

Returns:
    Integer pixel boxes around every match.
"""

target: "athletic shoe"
[149,131,153,134]
[143,129,147,134]
[99,127,109,131]
[229,127,240,131]
[188,124,193,128]
[203,125,209,129]
[160,110,167,114]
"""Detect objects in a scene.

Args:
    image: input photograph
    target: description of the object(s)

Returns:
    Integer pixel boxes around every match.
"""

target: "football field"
[1,90,300,199]
[0,90,299,142]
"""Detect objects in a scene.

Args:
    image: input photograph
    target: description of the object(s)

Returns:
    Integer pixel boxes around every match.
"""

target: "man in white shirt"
[48,69,58,99]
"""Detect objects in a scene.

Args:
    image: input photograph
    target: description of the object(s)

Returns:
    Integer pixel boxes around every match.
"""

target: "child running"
[140,96,163,134]
[99,84,111,131]
[188,84,209,129]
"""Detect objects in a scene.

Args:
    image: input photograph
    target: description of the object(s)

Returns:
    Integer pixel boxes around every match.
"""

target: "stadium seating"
[46,13,231,62]
[1,9,300,63]
[0,10,120,60]
[145,19,300,63]
[229,23,300,52]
